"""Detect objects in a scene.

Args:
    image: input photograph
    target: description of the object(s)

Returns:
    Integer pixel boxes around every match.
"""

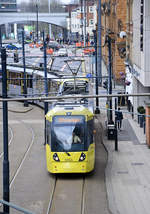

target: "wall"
[101,0,127,81]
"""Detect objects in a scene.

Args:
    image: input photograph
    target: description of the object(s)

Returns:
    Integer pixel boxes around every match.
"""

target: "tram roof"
[2,65,60,81]
[46,102,94,121]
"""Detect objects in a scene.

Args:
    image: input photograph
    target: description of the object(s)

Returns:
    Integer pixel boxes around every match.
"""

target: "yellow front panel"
[46,144,95,174]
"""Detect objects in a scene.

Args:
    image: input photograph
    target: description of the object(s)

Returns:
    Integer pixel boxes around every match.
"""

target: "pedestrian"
[127,99,131,112]
[46,34,50,44]
[115,107,123,130]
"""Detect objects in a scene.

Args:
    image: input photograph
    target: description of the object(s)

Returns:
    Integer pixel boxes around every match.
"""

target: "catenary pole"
[81,0,84,40]
[36,1,39,42]
[0,26,2,49]
[83,0,86,46]
[93,30,100,114]
[1,47,10,214]
[22,29,28,107]
[43,32,48,145]
[106,35,113,123]
[97,0,102,86]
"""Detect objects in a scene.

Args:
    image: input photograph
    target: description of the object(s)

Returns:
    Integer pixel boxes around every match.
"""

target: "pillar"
[146,105,150,147]
[49,24,52,39]
[14,23,17,40]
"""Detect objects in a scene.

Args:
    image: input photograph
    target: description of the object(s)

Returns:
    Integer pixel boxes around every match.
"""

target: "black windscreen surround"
[51,115,87,152]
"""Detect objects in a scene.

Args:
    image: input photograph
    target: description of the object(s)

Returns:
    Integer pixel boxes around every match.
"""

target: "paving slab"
[100,111,150,214]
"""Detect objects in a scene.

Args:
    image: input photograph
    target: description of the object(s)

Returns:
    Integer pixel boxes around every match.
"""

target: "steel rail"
[0,93,150,102]
[46,177,57,214]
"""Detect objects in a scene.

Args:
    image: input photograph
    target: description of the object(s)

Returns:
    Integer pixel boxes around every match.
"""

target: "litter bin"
[107,124,115,140]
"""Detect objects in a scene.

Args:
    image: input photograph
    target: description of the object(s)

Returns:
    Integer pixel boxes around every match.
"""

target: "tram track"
[0,111,36,210]
[9,124,35,188]
[0,126,13,159]
[44,115,111,214]
[46,174,86,214]
[81,175,86,214]
[46,176,57,214]
[0,103,111,214]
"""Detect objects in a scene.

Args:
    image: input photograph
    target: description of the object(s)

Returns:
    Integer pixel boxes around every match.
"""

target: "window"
[87,119,94,146]
[89,6,93,13]
[89,19,94,26]
[140,0,144,51]
[51,116,86,152]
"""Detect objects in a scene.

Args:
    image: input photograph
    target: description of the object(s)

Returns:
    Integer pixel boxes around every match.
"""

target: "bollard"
[140,115,144,128]
[143,121,146,134]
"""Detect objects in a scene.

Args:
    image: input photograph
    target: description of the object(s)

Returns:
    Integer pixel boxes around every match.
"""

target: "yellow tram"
[57,78,89,96]
[45,103,95,173]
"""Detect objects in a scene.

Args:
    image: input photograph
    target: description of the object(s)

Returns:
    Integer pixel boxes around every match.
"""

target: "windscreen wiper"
[65,152,71,156]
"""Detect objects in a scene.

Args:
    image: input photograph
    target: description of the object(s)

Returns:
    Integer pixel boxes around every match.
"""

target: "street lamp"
[106,35,113,123]
[36,0,39,42]
[93,29,100,114]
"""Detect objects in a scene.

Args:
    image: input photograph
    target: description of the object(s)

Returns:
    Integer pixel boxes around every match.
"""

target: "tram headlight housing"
[79,153,86,161]
[53,153,60,162]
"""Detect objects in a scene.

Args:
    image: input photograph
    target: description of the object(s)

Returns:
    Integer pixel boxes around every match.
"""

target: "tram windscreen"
[51,116,85,152]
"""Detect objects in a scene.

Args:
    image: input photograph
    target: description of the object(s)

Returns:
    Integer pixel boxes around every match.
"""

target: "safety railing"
[0,200,35,214]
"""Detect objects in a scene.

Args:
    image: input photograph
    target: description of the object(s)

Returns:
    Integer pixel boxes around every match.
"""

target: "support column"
[49,24,52,39]
[5,23,10,39]
[14,23,17,40]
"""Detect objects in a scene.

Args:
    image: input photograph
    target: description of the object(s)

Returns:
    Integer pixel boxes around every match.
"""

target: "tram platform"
[99,108,150,214]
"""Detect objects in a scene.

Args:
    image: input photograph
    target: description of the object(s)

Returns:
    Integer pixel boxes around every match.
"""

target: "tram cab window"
[87,119,94,146]
[46,121,51,145]
[58,81,89,96]
[51,116,86,152]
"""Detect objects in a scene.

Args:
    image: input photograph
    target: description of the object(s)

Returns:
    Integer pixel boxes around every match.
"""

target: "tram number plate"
[65,159,73,161]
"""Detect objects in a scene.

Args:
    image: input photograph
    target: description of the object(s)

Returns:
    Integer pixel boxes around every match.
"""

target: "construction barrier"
[46,48,53,55]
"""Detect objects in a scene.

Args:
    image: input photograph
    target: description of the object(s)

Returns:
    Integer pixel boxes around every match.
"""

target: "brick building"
[69,0,97,40]
[101,0,127,81]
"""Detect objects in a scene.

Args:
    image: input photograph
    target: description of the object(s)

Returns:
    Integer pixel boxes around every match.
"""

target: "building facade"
[69,1,97,40]
[125,0,150,114]
[0,0,17,12]
[101,0,127,81]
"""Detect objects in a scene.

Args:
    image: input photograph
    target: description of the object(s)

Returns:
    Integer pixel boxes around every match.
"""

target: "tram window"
[51,116,86,152]
[87,119,94,146]
[46,121,51,145]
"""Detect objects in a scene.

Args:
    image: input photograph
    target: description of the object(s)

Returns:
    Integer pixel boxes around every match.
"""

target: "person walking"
[46,34,50,44]
[115,107,123,130]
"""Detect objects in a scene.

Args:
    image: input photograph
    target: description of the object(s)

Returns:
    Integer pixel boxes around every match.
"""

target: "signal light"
[14,52,19,63]
[103,80,108,89]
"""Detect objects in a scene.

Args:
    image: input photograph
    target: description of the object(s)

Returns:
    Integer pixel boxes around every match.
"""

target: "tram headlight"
[53,153,60,162]
[79,153,86,161]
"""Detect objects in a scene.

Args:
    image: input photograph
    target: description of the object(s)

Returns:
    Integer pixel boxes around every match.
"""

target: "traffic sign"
[86,73,92,78]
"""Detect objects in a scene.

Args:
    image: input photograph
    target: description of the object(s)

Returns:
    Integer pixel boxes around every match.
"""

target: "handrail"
[0,200,35,214]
